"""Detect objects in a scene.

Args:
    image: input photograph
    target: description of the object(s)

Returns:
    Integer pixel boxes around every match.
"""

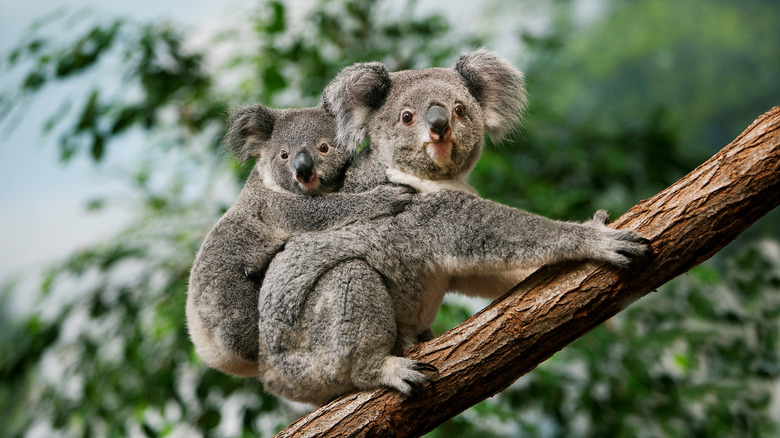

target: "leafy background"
[1,0,779,436]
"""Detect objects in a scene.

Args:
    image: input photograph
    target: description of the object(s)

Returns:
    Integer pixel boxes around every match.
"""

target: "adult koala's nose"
[425,106,451,141]
[293,151,315,182]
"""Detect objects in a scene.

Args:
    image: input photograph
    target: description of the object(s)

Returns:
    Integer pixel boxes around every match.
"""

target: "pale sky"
[0,0,229,282]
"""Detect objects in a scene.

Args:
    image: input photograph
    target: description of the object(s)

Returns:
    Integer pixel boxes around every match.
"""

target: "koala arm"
[406,191,648,280]
[264,185,414,233]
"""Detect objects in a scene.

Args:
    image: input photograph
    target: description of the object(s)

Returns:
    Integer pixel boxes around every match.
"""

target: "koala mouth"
[295,174,322,193]
[424,140,454,166]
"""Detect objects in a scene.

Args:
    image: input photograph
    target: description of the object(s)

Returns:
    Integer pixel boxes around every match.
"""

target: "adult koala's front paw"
[583,210,649,267]
[367,184,416,217]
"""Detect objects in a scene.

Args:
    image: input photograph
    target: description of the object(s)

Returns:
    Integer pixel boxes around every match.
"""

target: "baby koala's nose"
[425,106,451,141]
[293,151,315,182]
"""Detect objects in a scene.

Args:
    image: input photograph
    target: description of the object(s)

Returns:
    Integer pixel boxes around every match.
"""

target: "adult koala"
[257,49,647,405]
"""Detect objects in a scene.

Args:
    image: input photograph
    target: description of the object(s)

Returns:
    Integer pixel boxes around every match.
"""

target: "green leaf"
[76,90,100,132]
[90,135,104,161]
[54,21,122,78]
[22,71,46,91]
[85,198,105,211]
[266,1,287,34]
[110,106,141,135]
[261,65,287,94]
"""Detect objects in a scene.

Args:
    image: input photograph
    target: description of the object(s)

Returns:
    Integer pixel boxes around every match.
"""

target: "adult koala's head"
[322,49,527,181]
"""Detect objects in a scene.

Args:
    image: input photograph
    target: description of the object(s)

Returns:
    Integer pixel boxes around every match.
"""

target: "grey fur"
[255,49,647,405]
[186,105,413,377]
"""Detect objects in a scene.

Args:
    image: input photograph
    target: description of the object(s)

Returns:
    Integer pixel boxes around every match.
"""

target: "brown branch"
[276,107,780,437]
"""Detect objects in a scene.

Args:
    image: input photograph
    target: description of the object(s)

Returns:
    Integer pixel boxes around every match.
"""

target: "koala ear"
[224,104,276,162]
[454,48,527,143]
[322,62,391,153]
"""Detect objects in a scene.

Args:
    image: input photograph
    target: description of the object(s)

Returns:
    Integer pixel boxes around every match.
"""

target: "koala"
[255,49,648,405]
[186,105,413,378]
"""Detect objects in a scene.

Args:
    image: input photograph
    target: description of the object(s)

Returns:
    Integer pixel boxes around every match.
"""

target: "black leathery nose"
[294,151,315,180]
[425,106,449,136]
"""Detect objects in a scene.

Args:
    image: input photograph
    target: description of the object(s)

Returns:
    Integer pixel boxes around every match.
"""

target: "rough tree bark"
[276,107,780,438]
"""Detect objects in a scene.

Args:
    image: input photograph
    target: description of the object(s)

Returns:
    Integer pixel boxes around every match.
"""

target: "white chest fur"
[386,168,478,195]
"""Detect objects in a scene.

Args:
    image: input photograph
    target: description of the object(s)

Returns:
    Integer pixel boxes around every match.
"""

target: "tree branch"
[276,107,780,437]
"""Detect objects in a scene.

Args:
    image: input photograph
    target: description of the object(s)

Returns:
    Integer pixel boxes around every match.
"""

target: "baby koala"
[186,104,413,377]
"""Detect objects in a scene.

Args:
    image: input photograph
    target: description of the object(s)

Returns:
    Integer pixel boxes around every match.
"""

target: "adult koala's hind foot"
[379,357,438,396]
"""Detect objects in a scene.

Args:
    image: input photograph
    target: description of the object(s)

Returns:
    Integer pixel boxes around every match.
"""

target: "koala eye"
[401,110,415,125]
[318,143,330,154]
[453,104,465,118]
[280,150,289,160]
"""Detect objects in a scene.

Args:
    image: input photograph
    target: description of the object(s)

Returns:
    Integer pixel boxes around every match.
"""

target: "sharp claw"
[403,373,432,395]
[402,379,421,396]
[413,361,438,373]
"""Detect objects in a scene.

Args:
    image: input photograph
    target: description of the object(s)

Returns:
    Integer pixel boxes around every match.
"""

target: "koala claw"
[243,265,260,279]
[605,231,649,267]
[412,361,439,374]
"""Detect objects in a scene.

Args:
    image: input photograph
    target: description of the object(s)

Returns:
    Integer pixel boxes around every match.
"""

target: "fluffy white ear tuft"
[322,62,392,154]
[224,104,276,162]
[454,48,527,144]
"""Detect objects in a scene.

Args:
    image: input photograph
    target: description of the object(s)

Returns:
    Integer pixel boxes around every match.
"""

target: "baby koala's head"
[225,105,348,195]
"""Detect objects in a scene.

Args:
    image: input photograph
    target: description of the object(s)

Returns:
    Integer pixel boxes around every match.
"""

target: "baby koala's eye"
[401,110,415,125]
[318,143,330,154]
[453,103,465,118]
[280,150,289,160]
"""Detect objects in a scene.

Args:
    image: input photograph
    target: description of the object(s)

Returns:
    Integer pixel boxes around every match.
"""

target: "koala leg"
[260,259,435,404]
[331,260,436,397]
[186,294,259,377]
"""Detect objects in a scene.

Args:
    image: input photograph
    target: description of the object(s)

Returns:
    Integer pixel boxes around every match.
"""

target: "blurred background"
[1,0,779,436]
